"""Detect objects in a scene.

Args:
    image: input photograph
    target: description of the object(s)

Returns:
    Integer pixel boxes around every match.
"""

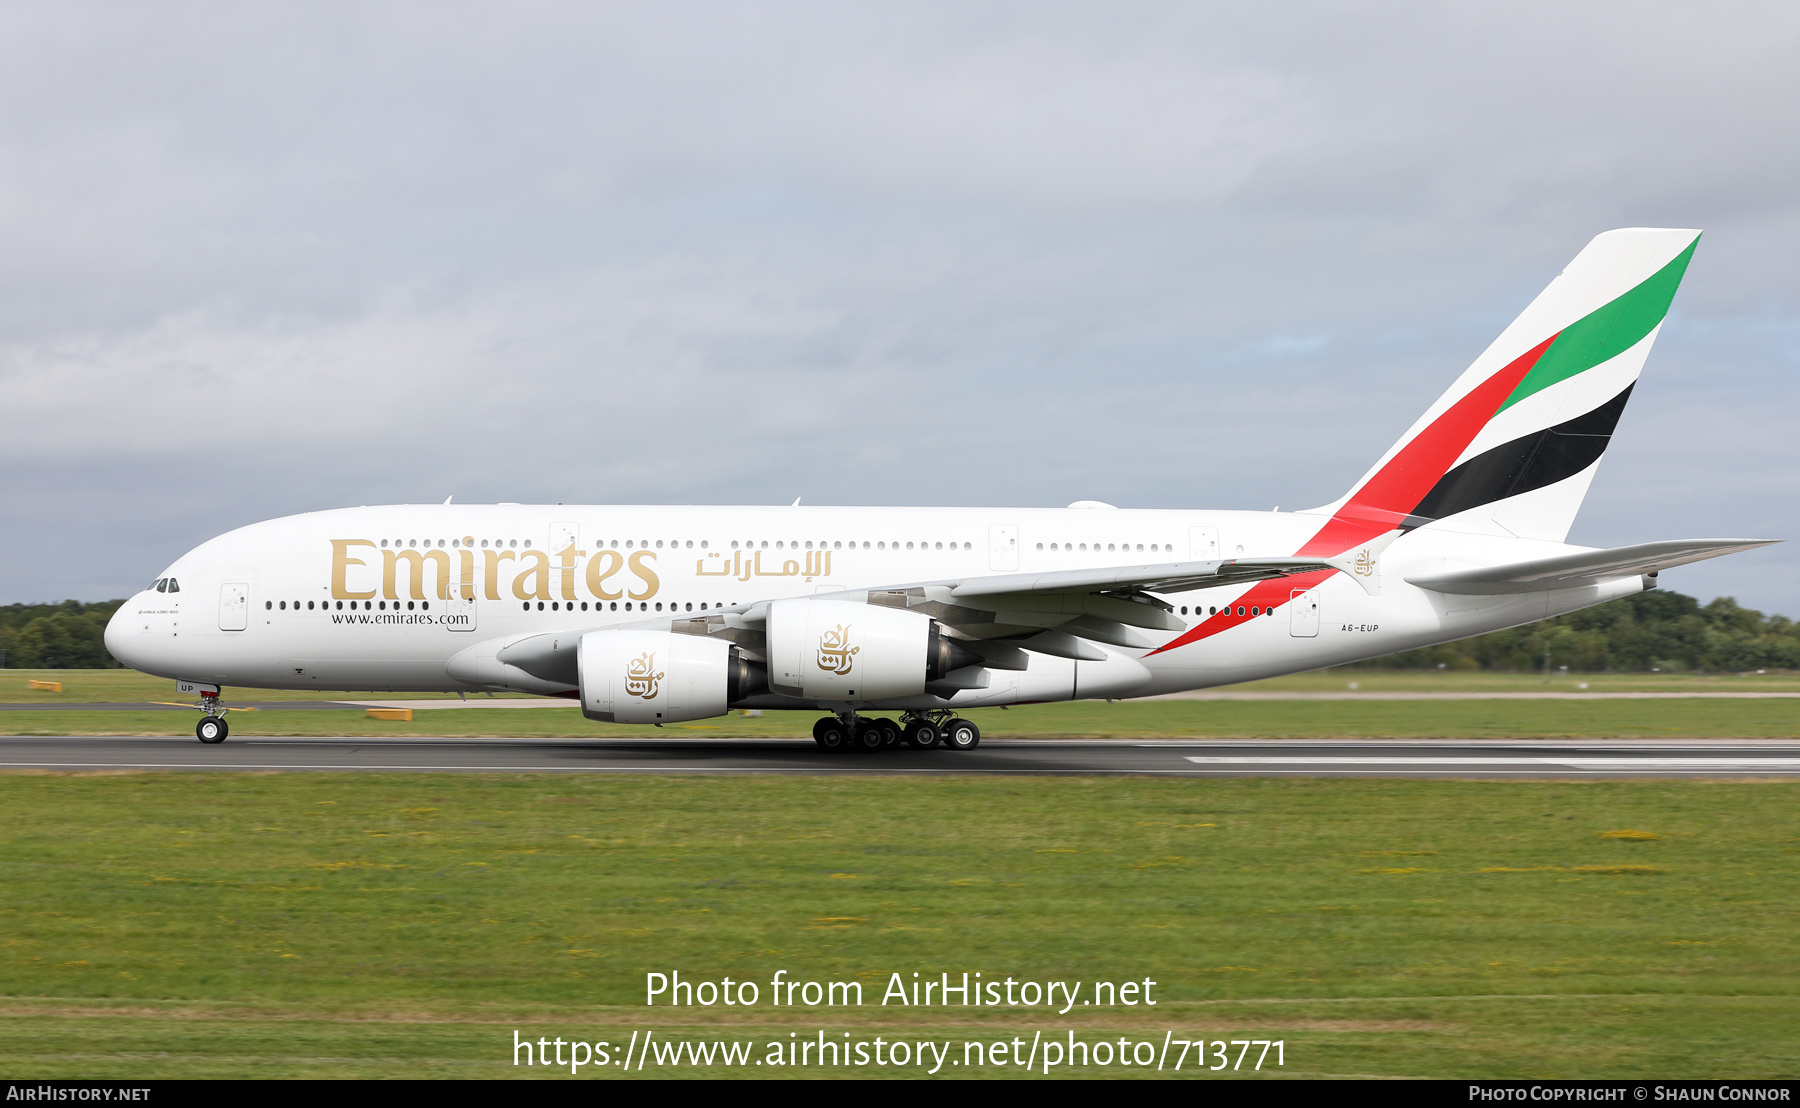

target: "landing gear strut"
[941,717,980,750]
[179,682,231,744]
[903,717,939,749]
[854,717,899,751]
[902,710,978,751]
[194,691,229,744]
[812,713,902,753]
[813,714,849,751]
[810,711,976,752]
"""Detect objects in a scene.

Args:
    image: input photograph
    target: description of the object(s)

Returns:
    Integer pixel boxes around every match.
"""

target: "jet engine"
[578,629,764,724]
[764,598,981,701]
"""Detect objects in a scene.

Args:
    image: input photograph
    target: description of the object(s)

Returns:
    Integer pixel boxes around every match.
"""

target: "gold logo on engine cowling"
[817,624,859,675]
[1353,548,1374,576]
[624,652,664,699]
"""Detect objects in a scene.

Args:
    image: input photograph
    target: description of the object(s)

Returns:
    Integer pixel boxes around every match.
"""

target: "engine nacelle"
[766,598,976,701]
[579,629,760,724]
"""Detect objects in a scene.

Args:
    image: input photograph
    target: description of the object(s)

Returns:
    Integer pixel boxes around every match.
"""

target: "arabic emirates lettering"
[817,624,858,675]
[696,549,832,582]
[624,652,664,699]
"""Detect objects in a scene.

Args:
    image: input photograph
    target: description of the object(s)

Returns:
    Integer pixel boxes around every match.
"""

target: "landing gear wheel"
[872,718,901,748]
[944,718,979,750]
[905,721,940,749]
[196,716,228,744]
[854,720,884,752]
[816,719,848,751]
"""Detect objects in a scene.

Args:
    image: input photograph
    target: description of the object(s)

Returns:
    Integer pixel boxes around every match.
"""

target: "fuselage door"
[988,524,1019,571]
[1189,526,1221,562]
[218,582,249,631]
[1288,588,1319,638]
[550,521,581,554]
[444,560,477,633]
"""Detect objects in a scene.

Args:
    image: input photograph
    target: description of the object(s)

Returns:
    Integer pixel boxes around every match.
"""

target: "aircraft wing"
[1404,538,1777,595]
[945,557,1336,600]
[673,556,1339,661]
[496,540,1772,686]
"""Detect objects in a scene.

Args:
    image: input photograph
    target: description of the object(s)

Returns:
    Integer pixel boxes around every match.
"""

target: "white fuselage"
[104,502,1642,709]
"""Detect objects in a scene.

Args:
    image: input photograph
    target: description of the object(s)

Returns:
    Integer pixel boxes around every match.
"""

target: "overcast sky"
[2,3,1796,614]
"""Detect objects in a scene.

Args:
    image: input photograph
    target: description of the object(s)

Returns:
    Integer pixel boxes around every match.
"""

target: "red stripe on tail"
[1150,333,1557,656]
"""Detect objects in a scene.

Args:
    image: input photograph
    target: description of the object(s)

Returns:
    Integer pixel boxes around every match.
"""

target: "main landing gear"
[810,711,978,753]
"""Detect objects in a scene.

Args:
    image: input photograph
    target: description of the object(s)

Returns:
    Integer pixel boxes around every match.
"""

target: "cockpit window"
[154,579,167,593]
[166,578,180,593]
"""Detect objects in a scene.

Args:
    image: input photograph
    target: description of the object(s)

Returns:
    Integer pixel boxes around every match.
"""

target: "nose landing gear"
[180,683,231,743]
[196,714,229,744]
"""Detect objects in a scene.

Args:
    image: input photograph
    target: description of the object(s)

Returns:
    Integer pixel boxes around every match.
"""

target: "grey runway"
[2,735,1799,777]
[8,691,1800,712]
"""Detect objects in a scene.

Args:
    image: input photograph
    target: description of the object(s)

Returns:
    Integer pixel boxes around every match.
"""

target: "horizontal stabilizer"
[1405,539,1777,595]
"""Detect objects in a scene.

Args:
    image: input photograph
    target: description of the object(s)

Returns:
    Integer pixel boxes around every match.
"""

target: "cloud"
[1,2,1797,613]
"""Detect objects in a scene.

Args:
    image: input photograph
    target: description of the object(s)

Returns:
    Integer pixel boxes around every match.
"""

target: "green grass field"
[1,772,1796,1078]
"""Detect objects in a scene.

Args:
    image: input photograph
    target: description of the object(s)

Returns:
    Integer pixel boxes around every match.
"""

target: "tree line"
[0,589,1796,673]
[0,600,125,669]
[1358,589,1799,673]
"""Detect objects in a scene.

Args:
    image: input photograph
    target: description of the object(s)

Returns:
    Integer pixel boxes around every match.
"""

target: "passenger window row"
[728,540,973,552]
[262,598,746,614]
[521,601,727,613]
[1035,542,1174,553]
[268,594,1274,619]
[1176,604,1276,618]
[267,600,427,611]
[364,536,992,553]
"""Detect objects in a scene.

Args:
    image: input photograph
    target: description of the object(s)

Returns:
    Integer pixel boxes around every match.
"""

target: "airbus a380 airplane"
[106,228,1774,747]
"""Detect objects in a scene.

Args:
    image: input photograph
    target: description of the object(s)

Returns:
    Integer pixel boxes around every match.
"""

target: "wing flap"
[1405,539,1776,595]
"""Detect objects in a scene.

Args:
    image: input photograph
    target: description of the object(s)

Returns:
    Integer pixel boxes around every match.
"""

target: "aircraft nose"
[104,592,151,670]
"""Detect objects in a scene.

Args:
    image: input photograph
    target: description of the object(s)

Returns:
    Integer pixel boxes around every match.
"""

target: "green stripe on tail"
[1496,236,1698,413]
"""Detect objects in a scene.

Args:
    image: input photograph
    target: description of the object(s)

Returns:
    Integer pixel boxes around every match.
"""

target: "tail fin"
[1306,228,1700,549]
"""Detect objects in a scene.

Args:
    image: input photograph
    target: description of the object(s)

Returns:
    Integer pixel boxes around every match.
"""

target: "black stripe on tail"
[1409,384,1634,524]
